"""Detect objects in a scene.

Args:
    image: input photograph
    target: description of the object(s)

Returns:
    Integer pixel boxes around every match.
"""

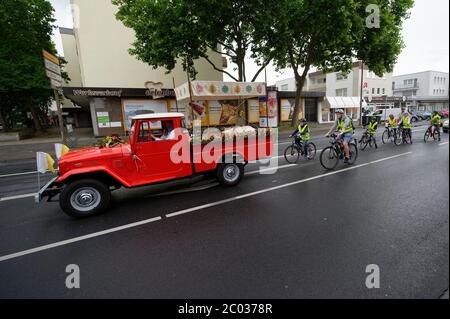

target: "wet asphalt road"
[0,125,448,298]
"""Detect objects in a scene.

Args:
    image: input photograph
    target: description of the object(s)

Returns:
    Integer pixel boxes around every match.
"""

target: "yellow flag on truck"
[36,152,56,174]
[55,143,70,160]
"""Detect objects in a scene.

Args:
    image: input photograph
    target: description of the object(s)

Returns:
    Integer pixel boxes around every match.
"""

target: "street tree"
[262,0,413,127]
[112,0,276,82]
[0,0,65,132]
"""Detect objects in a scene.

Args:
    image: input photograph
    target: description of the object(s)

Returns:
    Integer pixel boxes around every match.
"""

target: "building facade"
[61,0,224,136]
[275,62,389,123]
[392,71,449,112]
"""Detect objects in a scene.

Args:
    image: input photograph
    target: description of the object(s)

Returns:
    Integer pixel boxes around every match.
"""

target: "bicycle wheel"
[284,145,300,164]
[403,131,412,144]
[382,130,389,144]
[360,135,369,150]
[394,130,402,146]
[369,136,378,149]
[320,146,339,170]
[424,129,431,143]
[306,142,317,160]
[347,143,358,165]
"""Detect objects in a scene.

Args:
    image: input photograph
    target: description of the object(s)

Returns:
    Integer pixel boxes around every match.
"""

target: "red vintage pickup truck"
[36,113,273,217]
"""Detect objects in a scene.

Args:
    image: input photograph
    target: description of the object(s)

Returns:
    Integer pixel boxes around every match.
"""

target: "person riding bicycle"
[290,118,311,159]
[367,116,378,137]
[325,109,354,163]
[430,111,442,141]
[386,114,398,138]
[400,110,413,143]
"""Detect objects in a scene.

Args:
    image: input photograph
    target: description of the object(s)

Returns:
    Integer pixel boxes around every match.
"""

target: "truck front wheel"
[217,163,244,186]
[60,179,111,218]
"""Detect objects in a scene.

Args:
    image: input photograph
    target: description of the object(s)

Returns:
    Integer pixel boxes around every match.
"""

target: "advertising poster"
[122,99,168,130]
[267,91,278,127]
[208,100,238,126]
[184,100,208,127]
[258,96,268,127]
[247,99,260,123]
[280,99,303,122]
[96,111,110,128]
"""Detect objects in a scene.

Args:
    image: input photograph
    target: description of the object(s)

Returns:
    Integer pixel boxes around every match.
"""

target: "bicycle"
[320,133,358,170]
[424,125,441,143]
[358,129,378,150]
[382,126,401,146]
[284,137,317,163]
[399,126,412,144]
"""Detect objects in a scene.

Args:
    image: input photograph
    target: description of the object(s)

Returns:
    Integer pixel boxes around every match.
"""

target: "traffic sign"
[50,78,62,88]
[46,69,62,83]
[42,50,59,65]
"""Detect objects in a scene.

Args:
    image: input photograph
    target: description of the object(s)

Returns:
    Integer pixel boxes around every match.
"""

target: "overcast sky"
[50,0,449,85]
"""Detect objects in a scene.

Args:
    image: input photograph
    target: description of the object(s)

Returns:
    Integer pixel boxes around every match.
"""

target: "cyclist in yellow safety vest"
[325,109,354,163]
[386,114,398,138]
[400,111,413,143]
[430,111,442,141]
[290,118,311,159]
[367,116,378,137]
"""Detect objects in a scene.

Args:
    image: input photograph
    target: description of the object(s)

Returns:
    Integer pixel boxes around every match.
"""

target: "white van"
[370,105,404,122]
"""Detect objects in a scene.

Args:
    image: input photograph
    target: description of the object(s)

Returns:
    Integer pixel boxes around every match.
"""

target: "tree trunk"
[27,97,44,133]
[290,65,310,128]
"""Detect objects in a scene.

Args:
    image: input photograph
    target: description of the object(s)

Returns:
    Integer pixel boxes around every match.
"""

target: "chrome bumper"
[35,176,59,204]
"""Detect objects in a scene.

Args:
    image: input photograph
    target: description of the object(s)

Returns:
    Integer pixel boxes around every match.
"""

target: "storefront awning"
[325,96,367,108]
[175,81,266,102]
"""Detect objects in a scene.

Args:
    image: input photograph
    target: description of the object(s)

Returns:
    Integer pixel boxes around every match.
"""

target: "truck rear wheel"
[60,179,111,218]
[217,163,244,186]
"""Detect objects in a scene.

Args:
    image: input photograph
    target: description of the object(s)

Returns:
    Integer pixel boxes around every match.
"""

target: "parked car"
[421,111,432,120]
[438,110,449,118]
[36,113,274,218]
[410,113,420,123]
[443,119,449,133]
[413,111,426,120]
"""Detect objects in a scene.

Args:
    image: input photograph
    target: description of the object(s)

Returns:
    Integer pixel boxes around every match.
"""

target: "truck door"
[133,119,191,182]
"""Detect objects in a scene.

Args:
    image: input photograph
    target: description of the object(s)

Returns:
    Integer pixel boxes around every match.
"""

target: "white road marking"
[439,141,449,146]
[0,193,35,202]
[0,216,162,262]
[166,152,412,219]
[0,171,37,178]
[0,152,411,263]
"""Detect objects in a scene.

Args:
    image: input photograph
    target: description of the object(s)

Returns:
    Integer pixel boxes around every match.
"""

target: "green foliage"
[0,0,69,131]
[261,0,414,126]
[94,135,126,148]
[112,0,277,81]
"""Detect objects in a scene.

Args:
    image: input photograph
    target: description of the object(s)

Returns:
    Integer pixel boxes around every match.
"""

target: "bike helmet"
[335,109,344,114]
[299,118,307,123]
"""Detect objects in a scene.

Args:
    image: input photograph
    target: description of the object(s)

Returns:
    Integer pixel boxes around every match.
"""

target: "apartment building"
[392,71,449,111]
[60,0,224,136]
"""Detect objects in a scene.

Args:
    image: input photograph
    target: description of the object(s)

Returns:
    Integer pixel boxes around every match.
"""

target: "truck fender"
[56,166,131,187]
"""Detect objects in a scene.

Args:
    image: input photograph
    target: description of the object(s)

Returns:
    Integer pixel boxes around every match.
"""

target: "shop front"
[63,86,328,136]
[63,87,177,137]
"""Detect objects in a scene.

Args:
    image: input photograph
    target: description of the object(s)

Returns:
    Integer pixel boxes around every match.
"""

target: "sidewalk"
[0,128,97,163]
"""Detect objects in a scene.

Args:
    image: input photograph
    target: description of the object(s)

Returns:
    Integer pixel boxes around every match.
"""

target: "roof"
[325,96,367,108]
[131,112,185,120]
